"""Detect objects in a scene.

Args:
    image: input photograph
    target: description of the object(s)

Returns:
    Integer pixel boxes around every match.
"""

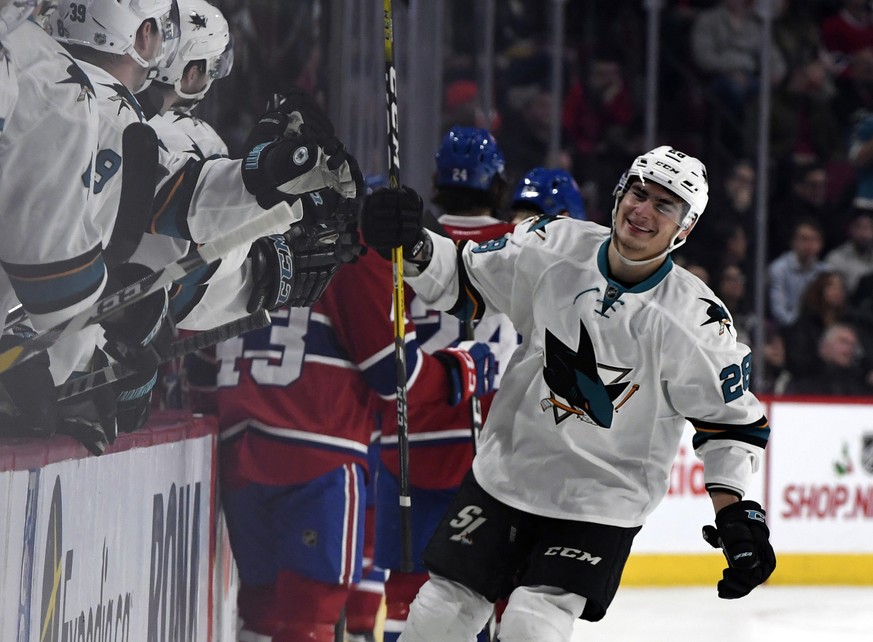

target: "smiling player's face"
[612,180,690,261]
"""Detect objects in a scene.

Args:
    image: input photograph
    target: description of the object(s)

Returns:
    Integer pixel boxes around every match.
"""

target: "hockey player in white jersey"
[0,0,98,341]
[361,146,776,641]
[141,0,232,160]
[50,0,361,314]
[125,0,358,328]
[128,0,238,323]
[0,0,129,451]
[49,0,360,245]
[42,0,361,431]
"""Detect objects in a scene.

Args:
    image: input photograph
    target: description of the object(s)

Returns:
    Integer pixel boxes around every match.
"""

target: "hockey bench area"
[1,398,871,641]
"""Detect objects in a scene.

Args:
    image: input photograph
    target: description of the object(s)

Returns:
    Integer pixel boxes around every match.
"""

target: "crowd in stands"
[204,0,873,396]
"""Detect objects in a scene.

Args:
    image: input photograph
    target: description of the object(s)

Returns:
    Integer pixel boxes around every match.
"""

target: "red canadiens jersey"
[379,214,519,490]
[215,249,461,488]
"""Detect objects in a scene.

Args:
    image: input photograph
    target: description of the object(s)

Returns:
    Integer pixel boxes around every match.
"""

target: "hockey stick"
[57,309,271,401]
[103,122,161,266]
[464,317,484,452]
[383,0,414,573]
[0,201,293,376]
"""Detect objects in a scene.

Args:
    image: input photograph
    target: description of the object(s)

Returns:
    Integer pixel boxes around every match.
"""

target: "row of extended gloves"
[0,89,364,454]
[0,86,777,600]
[0,88,403,455]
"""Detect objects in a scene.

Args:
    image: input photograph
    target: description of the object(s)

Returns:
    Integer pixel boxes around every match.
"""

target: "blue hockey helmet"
[435,127,505,192]
[364,174,389,195]
[511,167,586,220]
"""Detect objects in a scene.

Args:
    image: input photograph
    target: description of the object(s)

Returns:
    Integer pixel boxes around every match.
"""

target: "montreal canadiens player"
[362,146,775,642]
[213,186,495,641]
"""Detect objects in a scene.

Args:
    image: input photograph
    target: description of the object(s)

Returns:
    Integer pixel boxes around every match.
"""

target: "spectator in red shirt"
[821,0,873,78]
[561,47,636,219]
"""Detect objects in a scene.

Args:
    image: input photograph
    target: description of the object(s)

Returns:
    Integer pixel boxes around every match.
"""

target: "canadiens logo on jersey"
[540,321,639,428]
[699,297,734,336]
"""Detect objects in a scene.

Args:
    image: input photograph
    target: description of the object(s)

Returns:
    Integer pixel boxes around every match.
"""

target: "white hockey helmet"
[53,0,181,72]
[0,0,36,37]
[154,0,231,101]
[614,146,708,229]
[611,145,708,261]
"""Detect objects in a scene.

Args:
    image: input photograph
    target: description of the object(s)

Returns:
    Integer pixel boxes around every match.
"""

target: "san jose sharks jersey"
[0,23,105,382]
[128,103,251,329]
[406,217,769,527]
[149,109,229,162]
[381,213,519,490]
[75,60,294,251]
[419,214,520,387]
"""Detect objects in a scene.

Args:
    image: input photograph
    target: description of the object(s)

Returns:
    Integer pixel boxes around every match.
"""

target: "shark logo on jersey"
[540,321,639,428]
[57,52,95,105]
[699,297,733,336]
[184,136,207,160]
[526,214,557,240]
[102,82,143,119]
[189,12,208,29]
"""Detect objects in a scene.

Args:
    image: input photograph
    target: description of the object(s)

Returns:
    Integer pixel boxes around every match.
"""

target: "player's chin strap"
[609,226,686,267]
[174,79,212,103]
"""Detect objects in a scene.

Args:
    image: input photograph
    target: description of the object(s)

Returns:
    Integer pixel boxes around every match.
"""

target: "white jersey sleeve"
[656,271,768,497]
[138,105,274,328]
[407,216,769,527]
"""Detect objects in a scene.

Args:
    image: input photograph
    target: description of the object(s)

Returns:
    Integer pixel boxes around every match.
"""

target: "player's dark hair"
[432,177,507,215]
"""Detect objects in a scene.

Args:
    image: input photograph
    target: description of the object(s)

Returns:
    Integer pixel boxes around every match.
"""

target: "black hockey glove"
[241,135,363,208]
[247,234,297,311]
[702,500,776,599]
[0,326,61,435]
[113,365,157,434]
[100,262,174,373]
[247,192,364,311]
[298,188,365,264]
[0,333,118,455]
[55,348,119,456]
[433,341,497,406]
[360,186,429,262]
[267,87,336,141]
[240,90,363,208]
[241,87,334,149]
